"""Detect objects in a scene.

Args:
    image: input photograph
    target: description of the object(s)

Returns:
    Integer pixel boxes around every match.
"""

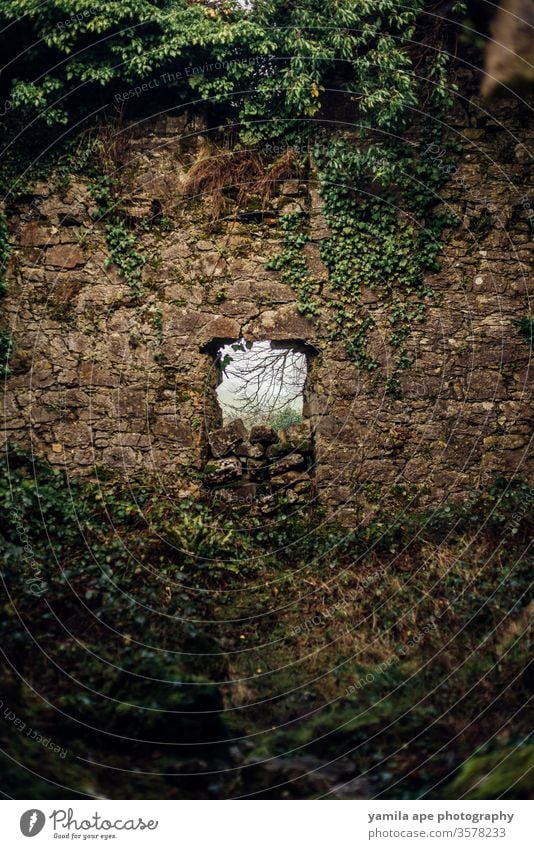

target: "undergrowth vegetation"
[0,448,531,798]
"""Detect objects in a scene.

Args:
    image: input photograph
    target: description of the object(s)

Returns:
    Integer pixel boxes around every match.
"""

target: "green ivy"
[513,316,534,347]
[0,328,11,378]
[267,213,321,321]
[270,126,460,392]
[88,175,145,299]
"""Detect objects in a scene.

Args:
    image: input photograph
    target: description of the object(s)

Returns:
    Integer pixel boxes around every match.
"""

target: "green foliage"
[88,174,145,298]
[1,448,532,798]
[0,2,464,144]
[446,744,534,800]
[272,125,460,391]
[0,2,432,133]
[154,498,254,575]
[240,525,532,797]
[269,406,303,431]
[104,221,145,297]
[513,316,534,346]
[0,450,231,763]
[267,213,322,320]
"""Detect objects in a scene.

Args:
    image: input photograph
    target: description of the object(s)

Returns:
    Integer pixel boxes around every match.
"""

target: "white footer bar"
[2,800,532,847]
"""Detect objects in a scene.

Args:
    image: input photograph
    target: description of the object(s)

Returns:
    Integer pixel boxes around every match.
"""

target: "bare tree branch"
[217,340,306,426]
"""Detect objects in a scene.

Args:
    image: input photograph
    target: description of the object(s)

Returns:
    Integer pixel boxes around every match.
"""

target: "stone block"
[280,422,313,453]
[303,243,328,278]
[280,180,303,196]
[269,453,306,475]
[209,419,247,457]
[213,483,257,507]
[115,389,147,418]
[199,316,241,345]
[102,445,138,467]
[247,458,267,480]
[271,470,310,489]
[322,485,353,506]
[203,457,243,485]
[265,443,290,459]
[248,304,316,341]
[20,223,53,247]
[152,417,192,444]
[45,244,85,269]
[250,425,278,445]
[79,362,119,388]
[235,441,265,459]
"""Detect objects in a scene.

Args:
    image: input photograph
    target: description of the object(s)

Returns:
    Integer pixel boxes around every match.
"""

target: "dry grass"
[94,120,133,179]
[182,145,302,219]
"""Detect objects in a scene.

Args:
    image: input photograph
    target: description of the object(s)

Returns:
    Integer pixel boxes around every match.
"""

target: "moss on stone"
[446,745,534,800]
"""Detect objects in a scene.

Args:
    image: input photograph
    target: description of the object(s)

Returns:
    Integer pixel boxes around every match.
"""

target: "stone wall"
[1,91,532,522]
[204,419,314,513]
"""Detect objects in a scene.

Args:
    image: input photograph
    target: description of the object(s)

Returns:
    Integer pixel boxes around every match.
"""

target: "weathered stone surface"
[20,223,53,247]
[151,417,192,443]
[44,244,85,268]
[259,494,278,514]
[280,422,313,453]
[114,389,147,418]
[280,180,303,196]
[250,425,278,445]
[248,304,316,341]
[271,470,310,488]
[269,452,306,474]
[199,316,241,344]
[265,442,290,459]
[203,457,242,484]
[164,308,206,336]
[79,363,119,387]
[247,458,267,481]
[235,441,265,459]
[303,243,328,278]
[209,419,247,457]
[293,479,312,495]
[102,445,138,467]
